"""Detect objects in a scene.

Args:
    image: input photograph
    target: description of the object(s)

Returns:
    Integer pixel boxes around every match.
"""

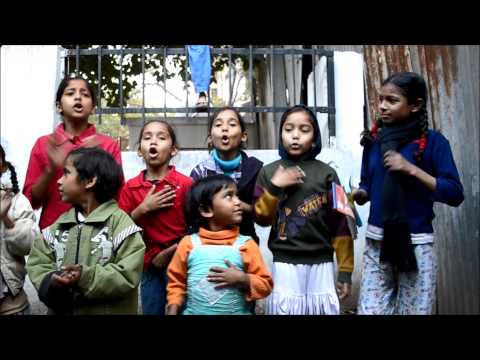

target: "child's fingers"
[296,166,306,177]
[146,185,156,196]
[336,282,350,300]
[206,275,222,282]
[287,166,305,180]
[208,266,225,273]
[52,274,70,286]
[158,192,177,201]
[81,135,101,148]
[384,150,396,158]
[158,202,174,209]
[224,259,236,268]
[156,193,176,204]
[155,185,173,195]
[213,282,229,290]
[153,190,176,202]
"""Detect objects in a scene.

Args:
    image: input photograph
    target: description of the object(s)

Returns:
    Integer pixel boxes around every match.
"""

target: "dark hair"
[186,174,236,230]
[278,104,322,160]
[55,76,96,114]
[383,71,428,105]
[67,147,123,204]
[360,72,429,161]
[0,144,19,194]
[207,107,247,150]
[136,120,178,150]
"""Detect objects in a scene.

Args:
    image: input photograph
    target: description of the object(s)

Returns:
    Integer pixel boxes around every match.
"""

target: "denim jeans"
[141,266,168,315]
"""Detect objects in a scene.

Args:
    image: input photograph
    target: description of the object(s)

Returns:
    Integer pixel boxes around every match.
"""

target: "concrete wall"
[1,45,62,189]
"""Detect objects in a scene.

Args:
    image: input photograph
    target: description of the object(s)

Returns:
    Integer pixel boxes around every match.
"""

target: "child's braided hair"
[0,144,19,194]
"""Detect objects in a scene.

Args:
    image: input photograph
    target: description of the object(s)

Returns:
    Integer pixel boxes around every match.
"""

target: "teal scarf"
[212,149,242,176]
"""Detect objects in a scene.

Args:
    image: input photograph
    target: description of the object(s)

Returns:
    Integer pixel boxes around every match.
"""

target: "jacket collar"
[56,199,118,225]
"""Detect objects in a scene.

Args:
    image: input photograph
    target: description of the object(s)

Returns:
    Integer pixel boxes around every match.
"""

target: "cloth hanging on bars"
[187,45,211,94]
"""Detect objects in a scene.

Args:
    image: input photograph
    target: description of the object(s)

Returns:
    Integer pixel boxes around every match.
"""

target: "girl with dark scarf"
[254,105,354,315]
[353,72,464,314]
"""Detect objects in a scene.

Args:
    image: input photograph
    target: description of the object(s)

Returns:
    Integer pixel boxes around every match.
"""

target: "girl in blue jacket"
[352,72,464,314]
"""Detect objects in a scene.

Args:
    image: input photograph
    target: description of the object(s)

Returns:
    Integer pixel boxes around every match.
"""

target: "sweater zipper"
[71,223,83,314]
[75,224,83,264]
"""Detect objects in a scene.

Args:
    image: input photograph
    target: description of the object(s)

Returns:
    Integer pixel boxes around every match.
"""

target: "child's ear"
[84,176,97,190]
[170,146,178,158]
[411,98,424,113]
[90,105,96,115]
[56,102,63,114]
[199,204,214,219]
[207,134,213,147]
[241,131,248,144]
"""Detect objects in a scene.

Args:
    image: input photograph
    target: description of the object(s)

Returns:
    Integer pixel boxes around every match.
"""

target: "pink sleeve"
[22,138,47,209]
[111,141,122,166]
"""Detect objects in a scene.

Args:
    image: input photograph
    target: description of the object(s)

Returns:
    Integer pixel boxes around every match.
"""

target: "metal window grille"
[62,45,336,144]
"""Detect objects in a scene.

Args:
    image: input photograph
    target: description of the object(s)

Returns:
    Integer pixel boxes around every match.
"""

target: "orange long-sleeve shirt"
[167,226,273,307]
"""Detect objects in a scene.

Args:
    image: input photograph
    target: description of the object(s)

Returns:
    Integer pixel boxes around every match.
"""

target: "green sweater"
[254,159,353,283]
[26,200,145,314]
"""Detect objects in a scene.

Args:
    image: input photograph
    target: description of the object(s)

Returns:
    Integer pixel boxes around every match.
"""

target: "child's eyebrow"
[215,117,238,122]
[64,88,90,94]
[143,130,169,136]
[224,188,236,196]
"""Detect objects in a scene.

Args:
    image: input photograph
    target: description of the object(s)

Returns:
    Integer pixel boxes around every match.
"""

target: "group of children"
[0,71,464,315]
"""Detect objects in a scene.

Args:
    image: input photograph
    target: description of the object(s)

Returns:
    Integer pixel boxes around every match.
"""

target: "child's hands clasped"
[336,281,351,300]
[142,184,176,213]
[271,165,306,188]
[383,150,414,175]
[207,259,250,290]
[52,264,83,288]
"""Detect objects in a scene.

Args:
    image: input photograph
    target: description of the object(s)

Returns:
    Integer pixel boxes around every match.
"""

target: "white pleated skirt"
[266,262,340,315]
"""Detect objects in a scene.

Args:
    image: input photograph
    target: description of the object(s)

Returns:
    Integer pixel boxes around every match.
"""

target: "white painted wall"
[1,45,62,189]
[308,51,370,308]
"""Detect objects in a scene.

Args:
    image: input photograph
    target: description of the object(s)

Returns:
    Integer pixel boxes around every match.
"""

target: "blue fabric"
[187,45,211,93]
[183,233,252,315]
[359,130,464,234]
[212,149,242,176]
[140,267,168,315]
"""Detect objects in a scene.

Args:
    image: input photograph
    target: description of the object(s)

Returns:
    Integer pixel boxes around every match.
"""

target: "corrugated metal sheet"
[361,45,479,314]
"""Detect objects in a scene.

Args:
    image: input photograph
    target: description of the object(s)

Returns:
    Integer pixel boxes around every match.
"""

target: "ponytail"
[360,118,384,147]
[412,106,429,162]
[6,162,19,194]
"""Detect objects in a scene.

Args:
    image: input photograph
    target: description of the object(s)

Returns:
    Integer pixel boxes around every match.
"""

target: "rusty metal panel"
[362,45,479,314]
